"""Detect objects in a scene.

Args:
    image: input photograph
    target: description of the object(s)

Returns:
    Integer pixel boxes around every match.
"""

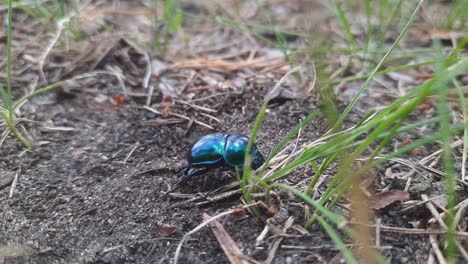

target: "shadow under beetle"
[169,133,265,192]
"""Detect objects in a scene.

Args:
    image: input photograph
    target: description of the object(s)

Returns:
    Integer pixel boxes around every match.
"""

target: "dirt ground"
[0,72,438,264]
[1,1,467,264]
[0,81,321,263]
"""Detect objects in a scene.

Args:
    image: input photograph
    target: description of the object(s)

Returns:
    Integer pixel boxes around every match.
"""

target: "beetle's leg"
[214,168,230,182]
[178,166,190,176]
[167,168,211,194]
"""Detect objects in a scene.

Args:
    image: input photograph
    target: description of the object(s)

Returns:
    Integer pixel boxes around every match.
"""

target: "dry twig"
[202,213,249,264]
[173,202,260,264]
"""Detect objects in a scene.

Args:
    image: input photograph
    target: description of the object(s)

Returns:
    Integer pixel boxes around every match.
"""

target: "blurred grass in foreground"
[239,0,468,262]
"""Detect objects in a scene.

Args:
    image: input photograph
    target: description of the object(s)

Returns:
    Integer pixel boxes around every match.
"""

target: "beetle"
[170,133,265,192]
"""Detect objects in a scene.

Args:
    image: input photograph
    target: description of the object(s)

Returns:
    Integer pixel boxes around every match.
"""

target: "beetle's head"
[250,146,265,170]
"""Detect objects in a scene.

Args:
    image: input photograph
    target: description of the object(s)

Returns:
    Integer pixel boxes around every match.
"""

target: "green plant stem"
[0,112,30,148]
[434,41,458,262]
[242,96,269,205]
[12,79,70,109]
[305,153,337,196]
[7,0,13,117]
[258,109,320,177]
[318,217,358,264]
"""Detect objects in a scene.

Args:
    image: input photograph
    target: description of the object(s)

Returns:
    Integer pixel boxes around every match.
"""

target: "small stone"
[94,94,108,103]
[0,171,15,189]
[408,178,432,196]
[273,207,289,224]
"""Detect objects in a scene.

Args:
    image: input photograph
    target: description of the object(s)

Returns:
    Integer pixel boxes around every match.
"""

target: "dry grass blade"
[169,187,243,208]
[175,100,218,113]
[173,203,260,264]
[140,118,185,126]
[260,108,382,181]
[202,213,249,264]
[429,235,447,264]
[264,217,295,264]
[8,168,20,198]
[454,198,468,230]
[143,105,214,130]
[0,129,10,148]
[168,56,286,71]
[40,125,76,132]
[422,194,447,227]
[422,195,468,260]
[123,143,139,164]
[54,34,124,79]
[37,17,70,83]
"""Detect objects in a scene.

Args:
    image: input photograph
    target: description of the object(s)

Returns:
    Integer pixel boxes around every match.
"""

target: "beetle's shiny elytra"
[172,133,265,192]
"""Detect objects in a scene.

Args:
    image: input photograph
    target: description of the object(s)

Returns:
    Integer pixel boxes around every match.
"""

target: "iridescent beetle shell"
[188,133,228,167]
[171,133,265,192]
[223,134,264,170]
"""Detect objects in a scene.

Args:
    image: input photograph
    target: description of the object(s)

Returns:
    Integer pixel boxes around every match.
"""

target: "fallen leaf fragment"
[417,103,432,111]
[415,73,434,80]
[369,190,410,210]
[114,95,124,105]
[231,206,245,216]
[267,206,278,215]
[159,224,177,237]
[401,139,414,146]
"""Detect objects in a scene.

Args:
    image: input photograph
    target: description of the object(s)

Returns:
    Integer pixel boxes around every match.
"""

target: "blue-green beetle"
[172,133,265,191]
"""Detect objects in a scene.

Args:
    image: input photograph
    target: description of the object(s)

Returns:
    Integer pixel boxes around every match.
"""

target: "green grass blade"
[258,110,320,176]
[332,2,356,49]
[241,97,269,204]
[386,125,465,164]
[273,183,360,263]
[263,57,468,184]
[320,57,463,209]
[0,83,10,109]
[433,40,458,262]
[317,217,359,264]
[273,183,345,224]
[354,122,465,182]
[6,0,13,115]
[305,153,338,196]
[0,0,40,20]
[0,110,30,148]
[331,59,456,84]
[318,217,359,264]
[12,79,70,110]
[331,0,424,132]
